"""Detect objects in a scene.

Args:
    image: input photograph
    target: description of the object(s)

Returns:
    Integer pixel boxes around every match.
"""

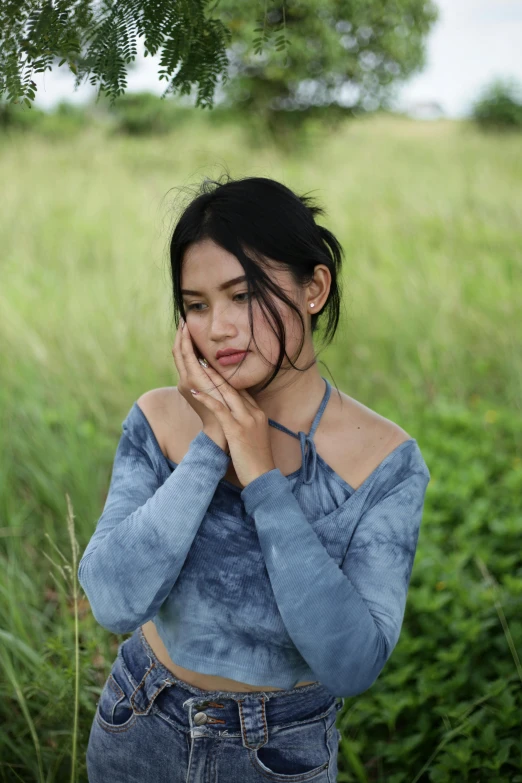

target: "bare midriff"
[141,621,317,692]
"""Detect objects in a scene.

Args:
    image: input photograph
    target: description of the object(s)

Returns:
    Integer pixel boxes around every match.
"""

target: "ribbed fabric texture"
[78,380,430,698]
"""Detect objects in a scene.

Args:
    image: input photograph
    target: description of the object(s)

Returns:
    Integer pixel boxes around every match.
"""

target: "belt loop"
[130,660,175,716]
[236,694,270,751]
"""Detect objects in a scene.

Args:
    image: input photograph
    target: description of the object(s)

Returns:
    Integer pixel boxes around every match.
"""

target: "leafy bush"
[335,402,522,781]
[470,78,522,131]
[0,98,88,138]
[105,91,193,136]
[0,98,47,133]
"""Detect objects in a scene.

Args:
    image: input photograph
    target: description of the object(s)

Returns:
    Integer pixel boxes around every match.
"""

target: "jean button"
[194,712,208,725]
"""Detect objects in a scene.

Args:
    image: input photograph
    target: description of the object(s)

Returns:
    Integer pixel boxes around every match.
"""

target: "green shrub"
[0,98,88,138]
[0,98,48,133]
[470,78,522,131]
[105,91,193,136]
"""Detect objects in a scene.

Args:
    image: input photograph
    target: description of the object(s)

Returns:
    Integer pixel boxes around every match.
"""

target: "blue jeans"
[86,626,343,782]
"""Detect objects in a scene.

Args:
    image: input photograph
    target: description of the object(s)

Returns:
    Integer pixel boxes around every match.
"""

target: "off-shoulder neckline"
[131,401,419,498]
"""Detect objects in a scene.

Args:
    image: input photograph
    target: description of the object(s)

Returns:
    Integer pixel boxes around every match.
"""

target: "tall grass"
[0,112,521,781]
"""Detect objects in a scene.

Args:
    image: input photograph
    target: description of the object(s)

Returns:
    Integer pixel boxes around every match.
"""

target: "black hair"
[166,172,345,394]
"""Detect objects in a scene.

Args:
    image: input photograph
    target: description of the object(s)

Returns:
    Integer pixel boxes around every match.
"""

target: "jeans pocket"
[249,715,331,782]
[96,655,137,732]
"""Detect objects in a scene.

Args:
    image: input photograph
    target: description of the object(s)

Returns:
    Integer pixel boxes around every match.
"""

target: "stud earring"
[310,303,315,308]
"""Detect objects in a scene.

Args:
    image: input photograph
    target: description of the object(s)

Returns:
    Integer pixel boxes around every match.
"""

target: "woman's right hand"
[172,317,230,452]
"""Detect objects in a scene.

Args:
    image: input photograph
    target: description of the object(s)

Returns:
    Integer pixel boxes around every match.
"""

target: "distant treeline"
[1,77,522,138]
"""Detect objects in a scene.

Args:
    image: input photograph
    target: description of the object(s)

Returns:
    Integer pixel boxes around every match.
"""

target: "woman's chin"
[220,368,263,390]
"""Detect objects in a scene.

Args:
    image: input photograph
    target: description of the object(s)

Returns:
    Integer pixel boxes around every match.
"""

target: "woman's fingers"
[179,321,215,394]
[173,318,226,403]
[194,359,262,422]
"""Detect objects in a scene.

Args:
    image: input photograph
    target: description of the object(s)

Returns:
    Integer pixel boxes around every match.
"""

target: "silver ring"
[198,358,209,368]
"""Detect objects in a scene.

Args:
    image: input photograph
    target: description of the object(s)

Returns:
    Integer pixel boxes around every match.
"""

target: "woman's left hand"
[189,362,276,489]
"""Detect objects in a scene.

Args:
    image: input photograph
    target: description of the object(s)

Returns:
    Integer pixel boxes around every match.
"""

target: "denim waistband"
[117,627,337,739]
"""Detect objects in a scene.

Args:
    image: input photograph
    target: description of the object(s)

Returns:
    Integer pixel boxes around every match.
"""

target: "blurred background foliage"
[207,0,439,138]
[2,73,522,149]
[2,0,438,117]
[470,77,522,132]
[1,1,521,781]
[1,105,521,781]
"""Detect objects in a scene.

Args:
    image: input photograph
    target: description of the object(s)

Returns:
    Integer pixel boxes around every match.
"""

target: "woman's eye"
[186,292,252,311]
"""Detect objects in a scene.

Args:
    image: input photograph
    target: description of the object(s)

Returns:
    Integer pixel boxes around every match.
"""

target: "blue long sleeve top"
[78,377,430,698]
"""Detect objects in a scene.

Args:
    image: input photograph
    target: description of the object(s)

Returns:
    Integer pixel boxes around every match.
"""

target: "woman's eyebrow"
[181,275,247,296]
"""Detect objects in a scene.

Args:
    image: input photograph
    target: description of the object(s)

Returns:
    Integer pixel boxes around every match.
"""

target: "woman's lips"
[217,351,250,366]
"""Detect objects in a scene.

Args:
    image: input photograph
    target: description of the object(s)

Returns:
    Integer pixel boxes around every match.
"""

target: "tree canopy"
[0,0,438,112]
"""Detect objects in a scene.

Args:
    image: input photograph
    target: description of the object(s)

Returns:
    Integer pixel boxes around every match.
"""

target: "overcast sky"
[30,0,522,118]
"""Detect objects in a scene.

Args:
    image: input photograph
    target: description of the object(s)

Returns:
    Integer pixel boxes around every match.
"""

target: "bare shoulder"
[136,387,199,459]
[325,389,412,490]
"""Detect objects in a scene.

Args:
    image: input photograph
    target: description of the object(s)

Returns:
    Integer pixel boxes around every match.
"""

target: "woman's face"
[181,238,310,389]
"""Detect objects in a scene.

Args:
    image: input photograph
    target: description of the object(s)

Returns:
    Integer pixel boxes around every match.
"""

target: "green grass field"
[0,112,521,781]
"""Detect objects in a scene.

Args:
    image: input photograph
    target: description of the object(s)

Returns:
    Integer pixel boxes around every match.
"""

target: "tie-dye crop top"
[78,377,430,698]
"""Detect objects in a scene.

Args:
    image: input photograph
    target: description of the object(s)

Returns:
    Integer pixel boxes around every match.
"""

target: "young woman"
[80,175,430,782]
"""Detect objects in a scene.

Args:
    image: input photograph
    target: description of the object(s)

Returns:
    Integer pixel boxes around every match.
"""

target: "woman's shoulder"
[135,387,198,462]
[324,389,416,492]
